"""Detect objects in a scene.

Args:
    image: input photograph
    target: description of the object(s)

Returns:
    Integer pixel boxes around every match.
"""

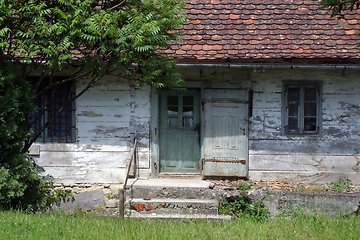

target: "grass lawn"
[1,211,359,239]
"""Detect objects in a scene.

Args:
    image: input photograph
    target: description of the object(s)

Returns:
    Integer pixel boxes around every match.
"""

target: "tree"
[319,0,360,17]
[0,58,55,210]
[0,0,186,149]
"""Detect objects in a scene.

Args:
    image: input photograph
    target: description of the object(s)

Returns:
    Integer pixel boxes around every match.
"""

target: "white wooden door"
[202,89,249,177]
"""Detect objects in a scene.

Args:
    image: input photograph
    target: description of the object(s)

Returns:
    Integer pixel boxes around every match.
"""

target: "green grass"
[1,211,360,239]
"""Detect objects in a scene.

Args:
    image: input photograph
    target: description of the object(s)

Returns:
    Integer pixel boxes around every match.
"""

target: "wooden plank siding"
[31,75,151,183]
[31,66,360,184]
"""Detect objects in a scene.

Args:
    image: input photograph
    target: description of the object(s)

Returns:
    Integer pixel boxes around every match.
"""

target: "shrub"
[329,177,353,192]
[219,182,270,221]
[0,59,56,211]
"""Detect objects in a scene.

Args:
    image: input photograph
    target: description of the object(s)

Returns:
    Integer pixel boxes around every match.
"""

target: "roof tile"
[169,0,360,60]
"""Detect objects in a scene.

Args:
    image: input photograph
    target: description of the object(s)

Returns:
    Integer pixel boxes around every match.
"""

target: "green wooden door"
[159,90,201,173]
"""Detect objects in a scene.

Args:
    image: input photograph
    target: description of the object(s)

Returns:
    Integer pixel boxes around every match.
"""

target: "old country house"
[31,0,360,184]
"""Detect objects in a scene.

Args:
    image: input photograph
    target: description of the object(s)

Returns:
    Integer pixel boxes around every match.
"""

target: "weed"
[233,182,251,192]
[219,196,270,221]
[329,177,353,192]
[220,182,269,221]
[53,188,73,202]
[106,192,119,199]
[70,205,87,217]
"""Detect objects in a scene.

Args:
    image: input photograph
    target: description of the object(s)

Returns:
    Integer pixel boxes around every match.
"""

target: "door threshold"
[159,173,202,179]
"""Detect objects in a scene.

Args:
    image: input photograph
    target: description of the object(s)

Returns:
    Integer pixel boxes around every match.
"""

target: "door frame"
[151,82,208,178]
[151,83,250,178]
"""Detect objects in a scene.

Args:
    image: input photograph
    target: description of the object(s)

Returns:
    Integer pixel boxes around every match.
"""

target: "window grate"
[29,77,76,143]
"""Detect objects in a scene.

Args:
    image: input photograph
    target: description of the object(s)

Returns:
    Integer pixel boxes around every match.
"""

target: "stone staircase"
[124,178,232,220]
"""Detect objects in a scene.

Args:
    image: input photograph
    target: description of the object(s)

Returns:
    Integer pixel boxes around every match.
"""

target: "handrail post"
[119,138,137,219]
[119,188,125,218]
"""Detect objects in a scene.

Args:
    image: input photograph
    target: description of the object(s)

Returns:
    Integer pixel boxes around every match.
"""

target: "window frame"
[165,93,198,130]
[282,81,322,136]
[29,77,76,143]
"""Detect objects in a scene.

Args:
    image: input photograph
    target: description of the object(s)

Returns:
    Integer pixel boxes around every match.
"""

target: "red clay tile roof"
[167,0,360,60]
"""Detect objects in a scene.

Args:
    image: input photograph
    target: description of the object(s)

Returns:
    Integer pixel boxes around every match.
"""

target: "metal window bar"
[119,138,137,219]
[29,77,75,143]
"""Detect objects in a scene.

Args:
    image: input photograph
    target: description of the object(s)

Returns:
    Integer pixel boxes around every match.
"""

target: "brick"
[145,205,154,211]
[132,203,145,211]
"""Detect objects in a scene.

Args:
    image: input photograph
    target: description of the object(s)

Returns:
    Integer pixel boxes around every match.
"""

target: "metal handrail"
[119,138,137,218]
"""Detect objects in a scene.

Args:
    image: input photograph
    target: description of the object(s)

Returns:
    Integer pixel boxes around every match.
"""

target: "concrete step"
[122,178,231,220]
[125,178,219,200]
[126,186,219,200]
[125,212,232,221]
[127,198,219,215]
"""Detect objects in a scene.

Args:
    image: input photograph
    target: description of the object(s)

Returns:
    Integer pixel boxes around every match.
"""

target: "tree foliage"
[0,59,55,210]
[0,0,187,147]
[319,0,360,17]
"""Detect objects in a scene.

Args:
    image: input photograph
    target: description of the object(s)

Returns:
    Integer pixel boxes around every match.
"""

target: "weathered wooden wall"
[32,75,151,183]
[249,67,360,184]
[179,66,360,184]
[32,66,360,184]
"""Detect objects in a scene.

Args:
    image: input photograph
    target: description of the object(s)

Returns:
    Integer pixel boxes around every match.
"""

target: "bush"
[0,59,56,211]
[219,182,270,221]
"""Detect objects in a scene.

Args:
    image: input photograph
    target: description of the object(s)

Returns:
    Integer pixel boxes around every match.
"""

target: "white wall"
[32,75,151,184]
[249,68,360,184]
[32,66,360,184]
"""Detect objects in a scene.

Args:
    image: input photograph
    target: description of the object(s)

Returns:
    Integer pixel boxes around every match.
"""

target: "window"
[282,82,321,135]
[29,77,76,143]
[167,95,195,128]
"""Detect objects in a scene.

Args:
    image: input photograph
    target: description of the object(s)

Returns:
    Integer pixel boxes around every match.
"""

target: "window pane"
[168,117,178,127]
[289,103,299,116]
[167,96,178,105]
[304,117,317,131]
[288,117,298,131]
[183,96,194,127]
[305,87,317,101]
[304,102,316,116]
[167,106,178,127]
[167,96,178,127]
[288,87,300,101]
[183,96,194,105]
[183,117,194,127]
[183,106,194,127]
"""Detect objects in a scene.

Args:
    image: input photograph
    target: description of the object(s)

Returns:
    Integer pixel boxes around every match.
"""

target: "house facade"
[30,0,360,184]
